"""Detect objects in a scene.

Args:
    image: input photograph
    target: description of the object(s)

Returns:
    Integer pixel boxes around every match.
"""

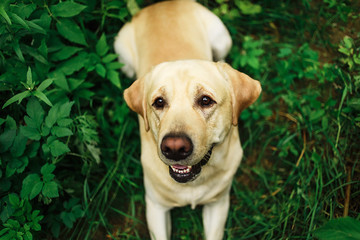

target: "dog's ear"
[124,77,150,131]
[216,62,262,126]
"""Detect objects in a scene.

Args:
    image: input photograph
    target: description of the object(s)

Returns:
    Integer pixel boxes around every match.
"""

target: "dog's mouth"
[169,146,213,183]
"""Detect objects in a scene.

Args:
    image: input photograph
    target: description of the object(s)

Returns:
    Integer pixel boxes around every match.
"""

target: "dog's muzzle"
[168,146,214,183]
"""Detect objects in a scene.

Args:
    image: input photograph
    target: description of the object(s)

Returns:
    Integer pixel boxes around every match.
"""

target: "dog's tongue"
[172,164,189,170]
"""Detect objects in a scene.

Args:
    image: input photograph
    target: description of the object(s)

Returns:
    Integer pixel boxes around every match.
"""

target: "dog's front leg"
[146,195,171,240]
[202,191,230,240]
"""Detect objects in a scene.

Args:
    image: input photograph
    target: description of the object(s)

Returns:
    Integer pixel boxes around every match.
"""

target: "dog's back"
[114,0,232,77]
[132,1,212,74]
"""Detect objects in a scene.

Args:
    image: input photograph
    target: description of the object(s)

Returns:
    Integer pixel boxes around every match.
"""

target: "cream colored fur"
[114,1,261,239]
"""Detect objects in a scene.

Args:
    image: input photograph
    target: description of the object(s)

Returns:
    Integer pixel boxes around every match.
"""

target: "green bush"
[0,0,359,239]
[0,0,137,239]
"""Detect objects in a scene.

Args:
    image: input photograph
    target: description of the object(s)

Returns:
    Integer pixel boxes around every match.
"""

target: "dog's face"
[124,60,261,183]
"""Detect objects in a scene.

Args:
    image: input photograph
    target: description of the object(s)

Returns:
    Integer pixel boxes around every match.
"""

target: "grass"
[0,0,359,239]
[104,1,360,239]
[94,1,360,239]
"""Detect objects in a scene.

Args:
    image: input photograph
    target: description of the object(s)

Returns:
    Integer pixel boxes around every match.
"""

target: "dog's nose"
[161,134,193,161]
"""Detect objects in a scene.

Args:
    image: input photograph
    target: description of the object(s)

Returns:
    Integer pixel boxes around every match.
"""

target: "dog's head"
[124,60,261,183]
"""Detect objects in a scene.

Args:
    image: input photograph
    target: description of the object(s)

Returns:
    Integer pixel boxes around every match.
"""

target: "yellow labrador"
[114,1,261,239]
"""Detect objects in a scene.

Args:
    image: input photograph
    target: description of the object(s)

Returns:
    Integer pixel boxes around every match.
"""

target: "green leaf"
[0,228,9,236]
[313,217,360,240]
[102,54,118,63]
[235,0,262,15]
[42,181,59,198]
[16,156,29,174]
[26,98,45,128]
[107,70,121,89]
[30,181,43,200]
[56,19,87,46]
[51,46,83,61]
[58,51,88,75]
[127,0,140,16]
[0,3,11,25]
[51,126,73,137]
[76,89,95,100]
[10,131,27,157]
[10,12,29,30]
[45,101,74,129]
[38,38,48,57]
[20,126,41,141]
[45,107,58,128]
[51,2,87,17]
[309,109,325,122]
[277,47,293,58]
[22,45,49,65]
[68,78,85,91]
[26,20,46,34]
[26,67,33,89]
[95,63,106,78]
[24,231,32,240]
[13,40,25,63]
[33,90,53,107]
[49,70,70,91]
[342,36,353,49]
[6,164,16,177]
[43,173,55,182]
[37,78,53,92]
[8,193,20,206]
[58,101,75,119]
[347,98,360,110]
[41,163,56,175]
[14,3,36,19]
[5,115,17,130]
[87,144,101,164]
[21,173,41,199]
[2,91,31,109]
[0,117,17,153]
[60,212,75,228]
[106,61,123,70]
[41,126,50,137]
[339,47,350,56]
[96,34,109,57]
[49,140,70,157]
[57,118,73,127]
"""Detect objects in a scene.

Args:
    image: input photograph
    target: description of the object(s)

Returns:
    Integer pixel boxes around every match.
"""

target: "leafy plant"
[339,36,360,70]
[231,36,265,70]
[2,67,53,109]
[0,0,359,239]
[0,0,128,239]
[0,194,43,240]
[313,217,360,240]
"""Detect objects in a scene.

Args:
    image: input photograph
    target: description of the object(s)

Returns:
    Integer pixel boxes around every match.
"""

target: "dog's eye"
[153,97,166,109]
[198,95,215,107]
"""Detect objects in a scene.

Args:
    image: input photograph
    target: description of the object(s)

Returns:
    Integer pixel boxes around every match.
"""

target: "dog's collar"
[199,145,214,166]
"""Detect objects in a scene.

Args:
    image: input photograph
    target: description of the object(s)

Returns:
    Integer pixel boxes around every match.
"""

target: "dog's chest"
[149,165,232,209]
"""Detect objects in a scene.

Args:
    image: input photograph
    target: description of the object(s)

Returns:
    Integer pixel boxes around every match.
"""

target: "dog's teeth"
[171,166,191,174]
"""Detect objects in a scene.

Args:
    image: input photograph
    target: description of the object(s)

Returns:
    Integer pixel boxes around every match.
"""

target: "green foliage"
[313,217,360,240]
[2,67,53,109]
[0,0,131,239]
[60,198,84,229]
[0,0,359,239]
[0,194,43,240]
[339,36,360,70]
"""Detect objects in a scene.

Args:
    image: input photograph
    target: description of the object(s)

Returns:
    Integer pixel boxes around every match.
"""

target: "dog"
[114,1,261,239]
